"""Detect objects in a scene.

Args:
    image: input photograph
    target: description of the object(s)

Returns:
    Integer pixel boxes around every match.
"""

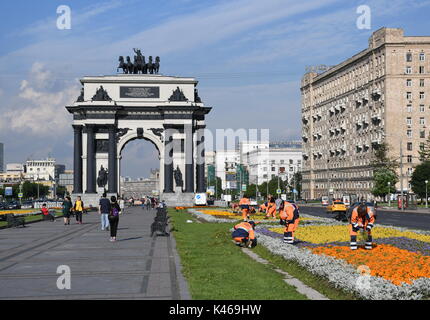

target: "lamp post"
[388,181,391,207]
[425,180,428,209]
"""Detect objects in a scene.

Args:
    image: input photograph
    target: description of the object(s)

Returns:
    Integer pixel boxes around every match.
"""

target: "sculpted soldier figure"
[97,165,108,188]
[174,166,183,188]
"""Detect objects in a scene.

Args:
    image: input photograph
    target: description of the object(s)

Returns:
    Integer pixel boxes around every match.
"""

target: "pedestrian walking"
[119,197,125,214]
[73,196,84,224]
[99,193,111,231]
[109,196,121,242]
[62,196,73,225]
[146,198,151,210]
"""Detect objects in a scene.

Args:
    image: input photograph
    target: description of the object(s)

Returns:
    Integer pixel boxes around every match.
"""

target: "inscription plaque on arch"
[120,86,160,98]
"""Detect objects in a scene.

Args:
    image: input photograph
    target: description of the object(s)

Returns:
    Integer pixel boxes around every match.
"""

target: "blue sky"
[1,0,430,177]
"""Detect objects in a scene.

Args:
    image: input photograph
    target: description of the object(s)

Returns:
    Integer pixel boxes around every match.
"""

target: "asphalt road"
[300,205,430,231]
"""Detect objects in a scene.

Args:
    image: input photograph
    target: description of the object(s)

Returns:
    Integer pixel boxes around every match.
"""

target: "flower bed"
[257,219,430,299]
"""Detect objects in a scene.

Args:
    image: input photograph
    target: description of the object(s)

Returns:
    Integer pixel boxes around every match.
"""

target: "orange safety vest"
[351,206,375,228]
[234,222,255,240]
[280,201,299,222]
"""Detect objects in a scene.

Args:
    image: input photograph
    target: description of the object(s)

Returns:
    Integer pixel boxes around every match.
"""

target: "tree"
[287,172,302,199]
[418,136,430,162]
[371,142,398,170]
[410,161,430,198]
[371,168,398,198]
[244,184,257,199]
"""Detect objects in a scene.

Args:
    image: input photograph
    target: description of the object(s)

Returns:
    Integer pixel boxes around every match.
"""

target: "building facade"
[301,28,430,200]
[120,169,160,199]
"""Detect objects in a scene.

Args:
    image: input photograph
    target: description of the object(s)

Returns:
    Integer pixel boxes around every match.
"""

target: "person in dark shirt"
[109,196,121,242]
[62,196,73,225]
[99,193,111,231]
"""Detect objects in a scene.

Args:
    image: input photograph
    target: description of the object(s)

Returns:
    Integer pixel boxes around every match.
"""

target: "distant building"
[24,158,64,181]
[0,163,24,182]
[120,169,160,198]
[58,170,74,195]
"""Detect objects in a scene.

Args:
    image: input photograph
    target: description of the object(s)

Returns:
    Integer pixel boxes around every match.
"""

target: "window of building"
[271,160,275,164]
[263,167,267,171]
[420,66,425,74]
[420,117,426,125]
[406,66,412,74]
[420,105,425,112]
[407,142,413,151]
[407,168,413,176]
[407,155,412,163]
[407,130,412,138]
[420,92,425,99]
[406,92,412,100]
[420,53,425,61]
[289,159,293,164]
[280,160,284,164]
[407,105,412,112]
[420,79,425,87]
[406,117,412,125]
[420,142,425,150]
[406,53,413,62]
[271,167,275,172]
[406,79,412,87]
[420,130,426,138]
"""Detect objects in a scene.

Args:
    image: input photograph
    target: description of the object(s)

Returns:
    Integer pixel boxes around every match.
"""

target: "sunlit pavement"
[0,207,190,300]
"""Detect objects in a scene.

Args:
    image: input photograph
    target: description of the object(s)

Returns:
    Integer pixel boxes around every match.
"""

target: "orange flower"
[311,244,430,285]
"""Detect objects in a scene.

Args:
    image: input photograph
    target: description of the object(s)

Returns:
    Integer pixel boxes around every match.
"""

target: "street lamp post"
[425,180,428,209]
[388,181,391,207]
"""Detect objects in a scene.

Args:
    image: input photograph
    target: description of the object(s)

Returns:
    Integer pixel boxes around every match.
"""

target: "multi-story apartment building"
[24,158,65,181]
[301,28,430,200]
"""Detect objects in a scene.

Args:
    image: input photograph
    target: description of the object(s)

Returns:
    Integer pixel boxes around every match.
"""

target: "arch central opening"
[119,138,160,200]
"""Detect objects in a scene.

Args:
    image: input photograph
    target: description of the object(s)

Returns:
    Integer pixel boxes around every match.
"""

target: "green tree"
[410,161,430,198]
[244,184,257,199]
[371,142,398,170]
[287,172,302,199]
[371,168,398,198]
[418,136,430,162]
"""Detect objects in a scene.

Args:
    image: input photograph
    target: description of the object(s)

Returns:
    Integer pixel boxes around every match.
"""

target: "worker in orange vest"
[265,196,277,219]
[232,221,257,248]
[279,200,300,244]
[239,196,251,221]
[350,204,376,250]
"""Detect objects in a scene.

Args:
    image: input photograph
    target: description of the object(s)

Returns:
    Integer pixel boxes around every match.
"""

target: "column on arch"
[85,124,96,193]
[72,125,83,193]
[184,123,194,193]
[163,125,174,193]
[108,125,118,194]
[196,125,206,193]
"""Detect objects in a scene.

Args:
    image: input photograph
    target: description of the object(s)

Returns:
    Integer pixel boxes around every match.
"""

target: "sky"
[1,0,430,178]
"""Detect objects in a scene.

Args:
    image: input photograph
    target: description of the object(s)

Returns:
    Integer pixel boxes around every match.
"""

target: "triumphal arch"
[66,49,211,206]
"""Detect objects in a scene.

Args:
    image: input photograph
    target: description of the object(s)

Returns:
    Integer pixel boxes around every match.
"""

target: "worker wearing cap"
[279,200,300,244]
[232,221,257,248]
[350,204,376,250]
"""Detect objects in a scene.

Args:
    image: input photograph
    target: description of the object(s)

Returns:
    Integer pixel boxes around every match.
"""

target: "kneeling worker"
[350,203,376,250]
[232,221,257,248]
[279,200,300,244]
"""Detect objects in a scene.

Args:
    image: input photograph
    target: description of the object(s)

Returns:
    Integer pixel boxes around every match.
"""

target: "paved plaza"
[0,207,190,300]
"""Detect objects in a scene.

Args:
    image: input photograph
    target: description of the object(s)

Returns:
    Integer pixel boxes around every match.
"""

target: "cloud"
[2,62,79,135]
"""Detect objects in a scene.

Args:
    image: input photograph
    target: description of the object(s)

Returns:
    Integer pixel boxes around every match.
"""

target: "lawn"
[169,208,307,300]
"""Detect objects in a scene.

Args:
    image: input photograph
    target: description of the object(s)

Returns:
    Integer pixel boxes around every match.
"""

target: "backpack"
[110,206,119,217]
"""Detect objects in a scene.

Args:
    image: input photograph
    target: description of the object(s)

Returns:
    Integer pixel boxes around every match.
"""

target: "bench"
[6,214,25,228]
[150,207,170,237]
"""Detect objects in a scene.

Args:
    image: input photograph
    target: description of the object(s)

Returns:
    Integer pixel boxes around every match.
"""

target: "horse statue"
[147,56,154,74]
[117,56,127,73]
[126,56,134,74]
[154,56,160,74]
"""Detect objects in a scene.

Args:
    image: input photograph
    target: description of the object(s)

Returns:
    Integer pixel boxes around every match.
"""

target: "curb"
[241,248,329,300]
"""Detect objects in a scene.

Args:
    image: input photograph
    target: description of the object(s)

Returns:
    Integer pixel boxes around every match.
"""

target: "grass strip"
[169,208,307,300]
[252,244,358,300]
